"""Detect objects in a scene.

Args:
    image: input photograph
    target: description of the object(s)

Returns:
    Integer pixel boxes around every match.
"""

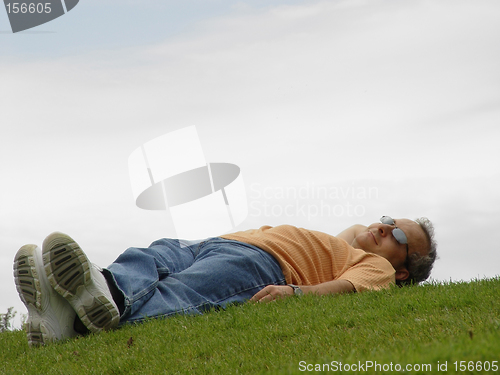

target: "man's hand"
[250,285,294,303]
[250,280,355,303]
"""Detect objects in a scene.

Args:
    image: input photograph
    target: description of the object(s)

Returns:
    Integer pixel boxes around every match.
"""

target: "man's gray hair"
[398,217,438,286]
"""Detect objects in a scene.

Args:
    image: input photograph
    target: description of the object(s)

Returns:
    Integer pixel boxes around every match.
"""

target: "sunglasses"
[380,216,408,246]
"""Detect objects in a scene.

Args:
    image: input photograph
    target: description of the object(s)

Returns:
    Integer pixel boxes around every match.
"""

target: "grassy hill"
[1,277,499,374]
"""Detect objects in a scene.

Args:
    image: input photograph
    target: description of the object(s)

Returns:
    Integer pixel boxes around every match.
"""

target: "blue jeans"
[104,237,286,323]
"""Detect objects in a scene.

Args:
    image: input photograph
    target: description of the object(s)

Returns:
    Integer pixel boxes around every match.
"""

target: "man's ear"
[395,267,409,281]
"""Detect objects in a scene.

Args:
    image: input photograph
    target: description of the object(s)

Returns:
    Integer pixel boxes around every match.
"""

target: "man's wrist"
[287,284,304,296]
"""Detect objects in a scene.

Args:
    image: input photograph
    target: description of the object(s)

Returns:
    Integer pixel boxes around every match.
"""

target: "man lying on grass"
[14,216,437,346]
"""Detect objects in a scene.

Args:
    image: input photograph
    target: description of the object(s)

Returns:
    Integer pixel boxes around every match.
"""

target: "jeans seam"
[119,276,287,324]
[122,278,287,323]
[213,277,287,304]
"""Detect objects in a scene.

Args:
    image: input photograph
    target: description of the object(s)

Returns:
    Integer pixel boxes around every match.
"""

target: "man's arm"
[335,224,367,245]
[250,279,355,303]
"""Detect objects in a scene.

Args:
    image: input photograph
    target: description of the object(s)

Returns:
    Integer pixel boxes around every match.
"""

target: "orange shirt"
[221,224,395,292]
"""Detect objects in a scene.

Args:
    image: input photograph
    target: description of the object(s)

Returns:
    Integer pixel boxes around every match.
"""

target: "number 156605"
[6,3,52,14]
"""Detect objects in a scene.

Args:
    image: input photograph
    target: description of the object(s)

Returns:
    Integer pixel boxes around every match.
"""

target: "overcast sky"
[1,0,499,325]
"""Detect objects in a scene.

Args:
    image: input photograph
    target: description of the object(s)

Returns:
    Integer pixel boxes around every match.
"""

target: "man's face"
[351,218,430,281]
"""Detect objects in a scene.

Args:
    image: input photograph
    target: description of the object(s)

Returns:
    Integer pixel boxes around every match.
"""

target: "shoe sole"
[14,245,50,346]
[42,233,119,333]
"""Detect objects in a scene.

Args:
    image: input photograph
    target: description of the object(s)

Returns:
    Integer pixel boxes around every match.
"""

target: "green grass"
[2,277,500,374]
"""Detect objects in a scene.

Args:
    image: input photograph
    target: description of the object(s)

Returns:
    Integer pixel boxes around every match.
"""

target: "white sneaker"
[42,232,120,333]
[13,244,79,346]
